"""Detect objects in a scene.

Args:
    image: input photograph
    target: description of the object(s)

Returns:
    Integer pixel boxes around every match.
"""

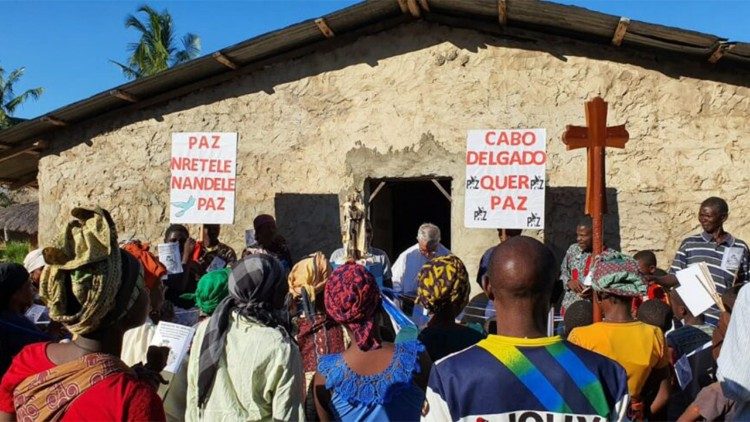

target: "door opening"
[367,177,452,261]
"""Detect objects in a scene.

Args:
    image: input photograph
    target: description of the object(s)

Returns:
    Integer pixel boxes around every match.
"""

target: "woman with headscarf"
[313,263,431,421]
[288,252,346,420]
[185,254,304,421]
[0,207,165,421]
[568,250,671,420]
[153,268,231,422]
[417,255,485,361]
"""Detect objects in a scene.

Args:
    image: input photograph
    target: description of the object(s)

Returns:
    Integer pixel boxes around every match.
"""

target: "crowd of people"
[0,195,748,421]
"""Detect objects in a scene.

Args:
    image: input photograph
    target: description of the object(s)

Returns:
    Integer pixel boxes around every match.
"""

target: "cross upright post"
[562,96,629,321]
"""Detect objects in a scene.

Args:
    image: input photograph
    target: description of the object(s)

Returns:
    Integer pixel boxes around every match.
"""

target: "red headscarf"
[324,262,381,351]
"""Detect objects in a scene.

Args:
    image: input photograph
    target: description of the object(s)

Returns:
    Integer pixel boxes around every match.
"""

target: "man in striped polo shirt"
[655,197,750,327]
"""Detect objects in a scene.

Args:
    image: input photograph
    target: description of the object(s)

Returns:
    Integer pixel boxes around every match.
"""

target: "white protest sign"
[465,129,547,229]
[170,132,237,224]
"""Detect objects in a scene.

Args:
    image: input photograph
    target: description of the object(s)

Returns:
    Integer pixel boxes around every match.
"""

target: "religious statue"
[341,191,367,260]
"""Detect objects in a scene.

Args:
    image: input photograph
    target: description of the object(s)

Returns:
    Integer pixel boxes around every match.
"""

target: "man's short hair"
[164,224,189,241]
[701,197,729,215]
[564,300,593,336]
[577,216,593,230]
[637,299,673,333]
[417,223,441,244]
[633,250,657,267]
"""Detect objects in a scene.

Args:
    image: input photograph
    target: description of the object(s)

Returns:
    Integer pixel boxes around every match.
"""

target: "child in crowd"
[562,299,593,337]
[637,298,674,335]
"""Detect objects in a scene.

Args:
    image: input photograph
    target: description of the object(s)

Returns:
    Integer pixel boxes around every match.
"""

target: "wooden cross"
[562,96,629,321]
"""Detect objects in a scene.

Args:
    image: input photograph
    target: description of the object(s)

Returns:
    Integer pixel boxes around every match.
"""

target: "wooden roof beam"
[42,115,67,126]
[8,171,38,190]
[212,52,239,70]
[315,18,335,38]
[109,89,138,103]
[708,42,735,64]
[498,0,508,25]
[396,0,421,18]
[612,17,630,46]
[0,140,47,163]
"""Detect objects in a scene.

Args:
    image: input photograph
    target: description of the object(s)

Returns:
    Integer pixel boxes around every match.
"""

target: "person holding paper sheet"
[197,224,237,273]
[560,217,596,313]
[655,197,750,327]
[163,224,204,309]
[568,250,671,420]
[0,207,165,421]
[186,253,303,421]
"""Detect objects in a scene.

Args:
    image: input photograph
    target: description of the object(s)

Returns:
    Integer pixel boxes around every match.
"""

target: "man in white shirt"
[392,223,450,299]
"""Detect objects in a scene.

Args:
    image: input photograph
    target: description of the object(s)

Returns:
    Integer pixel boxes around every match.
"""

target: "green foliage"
[111,5,201,80]
[0,66,43,130]
[0,241,31,265]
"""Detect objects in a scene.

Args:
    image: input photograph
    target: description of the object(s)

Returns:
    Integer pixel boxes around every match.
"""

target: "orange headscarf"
[122,240,167,291]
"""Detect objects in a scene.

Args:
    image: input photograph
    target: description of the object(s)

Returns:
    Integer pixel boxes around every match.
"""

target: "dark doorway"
[367,177,452,260]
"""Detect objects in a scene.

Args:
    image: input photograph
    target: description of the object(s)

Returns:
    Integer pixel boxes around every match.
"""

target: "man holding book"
[654,197,750,327]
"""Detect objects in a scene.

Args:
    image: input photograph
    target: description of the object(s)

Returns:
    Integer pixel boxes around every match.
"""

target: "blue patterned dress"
[317,340,425,421]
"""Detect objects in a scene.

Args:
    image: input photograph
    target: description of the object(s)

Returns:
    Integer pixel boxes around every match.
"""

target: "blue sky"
[2,0,748,119]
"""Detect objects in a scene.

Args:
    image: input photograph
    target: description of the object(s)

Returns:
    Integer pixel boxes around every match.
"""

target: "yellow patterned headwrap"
[288,252,331,301]
[417,254,470,314]
[40,207,144,336]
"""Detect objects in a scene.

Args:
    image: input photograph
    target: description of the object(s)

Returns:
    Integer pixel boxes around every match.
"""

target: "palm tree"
[111,5,201,79]
[0,66,43,130]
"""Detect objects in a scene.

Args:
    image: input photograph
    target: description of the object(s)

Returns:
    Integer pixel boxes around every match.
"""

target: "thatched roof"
[0,202,38,234]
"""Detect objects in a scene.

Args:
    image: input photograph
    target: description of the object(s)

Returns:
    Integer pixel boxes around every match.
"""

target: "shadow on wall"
[274,193,341,262]
[545,187,621,262]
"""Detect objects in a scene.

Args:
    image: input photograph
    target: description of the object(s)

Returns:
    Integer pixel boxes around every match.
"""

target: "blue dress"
[317,340,425,421]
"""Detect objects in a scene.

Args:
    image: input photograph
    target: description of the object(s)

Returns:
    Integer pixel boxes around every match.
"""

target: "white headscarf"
[23,249,45,273]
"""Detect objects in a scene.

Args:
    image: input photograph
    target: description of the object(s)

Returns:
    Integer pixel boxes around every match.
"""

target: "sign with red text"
[465,129,546,229]
[170,132,237,224]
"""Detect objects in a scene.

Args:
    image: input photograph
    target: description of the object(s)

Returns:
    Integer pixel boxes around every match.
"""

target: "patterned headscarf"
[591,250,646,298]
[197,254,289,408]
[417,255,470,314]
[324,262,381,351]
[40,207,145,336]
[180,268,230,315]
[288,252,330,301]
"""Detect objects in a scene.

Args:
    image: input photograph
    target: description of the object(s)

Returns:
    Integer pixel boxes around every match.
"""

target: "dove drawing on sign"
[172,196,196,217]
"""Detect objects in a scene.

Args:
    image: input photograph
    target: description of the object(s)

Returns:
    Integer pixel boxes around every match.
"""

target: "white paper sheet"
[722,247,744,272]
[675,265,718,316]
[25,304,49,325]
[244,229,256,248]
[206,256,226,272]
[158,242,183,274]
[149,321,196,374]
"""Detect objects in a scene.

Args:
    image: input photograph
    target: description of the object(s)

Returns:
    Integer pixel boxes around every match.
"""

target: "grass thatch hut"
[0,201,38,246]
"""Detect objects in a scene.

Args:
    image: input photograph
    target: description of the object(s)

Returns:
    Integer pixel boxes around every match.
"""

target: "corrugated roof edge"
[0,0,747,149]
